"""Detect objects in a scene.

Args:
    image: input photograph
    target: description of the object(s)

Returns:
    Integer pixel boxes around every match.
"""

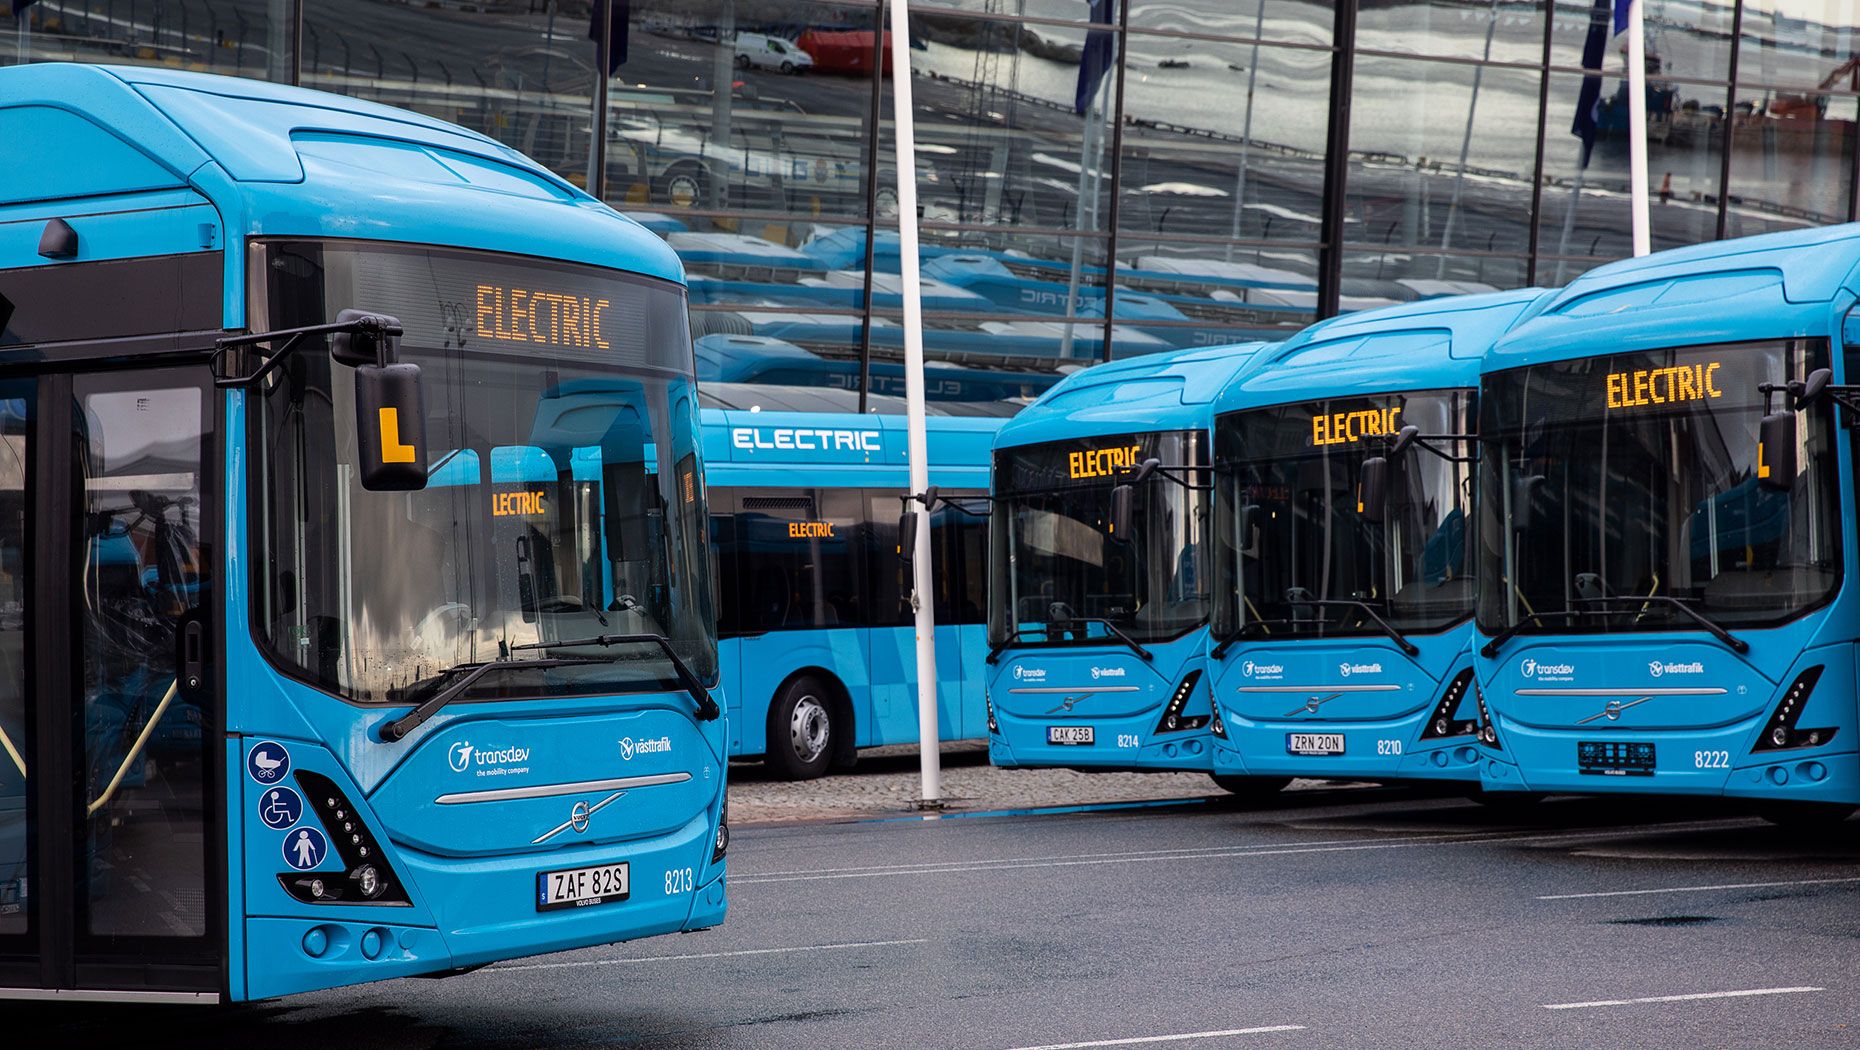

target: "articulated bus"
[1473,226,1860,823]
[986,344,1274,786]
[0,65,726,1002]
[1202,290,1547,792]
[706,408,999,778]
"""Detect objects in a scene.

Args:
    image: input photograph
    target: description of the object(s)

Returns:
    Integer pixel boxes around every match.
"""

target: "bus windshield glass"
[1477,339,1839,636]
[988,431,1208,648]
[250,240,716,705]
[1212,390,1475,641]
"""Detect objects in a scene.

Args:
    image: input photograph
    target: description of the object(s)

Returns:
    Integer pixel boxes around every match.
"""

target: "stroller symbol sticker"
[284,827,328,870]
[247,741,290,784]
[259,787,303,831]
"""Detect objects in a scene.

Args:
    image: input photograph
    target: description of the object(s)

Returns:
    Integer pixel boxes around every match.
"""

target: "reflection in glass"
[1356,0,1545,61]
[1550,0,1732,82]
[2,0,291,80]
[78,374,209,939]
[1126,0,1332,45]
[0,396,24,938]
[1726,93,1856,237]
[1107,241,1320,354]
[1736,0,1860,91]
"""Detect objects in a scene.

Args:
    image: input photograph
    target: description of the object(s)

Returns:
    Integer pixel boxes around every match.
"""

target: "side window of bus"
[736,489,861,632]
[864,490,987,627]
[709,488,741,634]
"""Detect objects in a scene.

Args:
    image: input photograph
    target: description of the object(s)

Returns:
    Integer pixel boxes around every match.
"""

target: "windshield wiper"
[512,633,722,721]
[1478,610,1575,658]
[379,657,597,742]
[985,619,1154,663]
[1573,595,1749,654]
[1293,600,1419,657]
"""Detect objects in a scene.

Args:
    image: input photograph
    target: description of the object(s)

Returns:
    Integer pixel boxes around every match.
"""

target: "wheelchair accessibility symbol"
[284,827,328,871]
[259,786,302,831]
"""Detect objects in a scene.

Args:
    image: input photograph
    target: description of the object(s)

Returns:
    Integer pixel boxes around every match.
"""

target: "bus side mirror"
[1759,411,1796,491]
[1109,483,1135,543]
[1799,367,1832,408]
[897,509,918,564]
[1239,503,1261,543]
[1511,474,1545,531]
[330,308,398,367]
[603,461,653,559]
[354,362,428,491]
[1357,457,1389,523]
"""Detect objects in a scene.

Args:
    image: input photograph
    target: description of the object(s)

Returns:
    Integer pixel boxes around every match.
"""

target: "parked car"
[734,33,815,74]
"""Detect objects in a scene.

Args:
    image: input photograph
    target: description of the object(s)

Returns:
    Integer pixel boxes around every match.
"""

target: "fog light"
[303,927,329,958]
[1769,765,1790,786]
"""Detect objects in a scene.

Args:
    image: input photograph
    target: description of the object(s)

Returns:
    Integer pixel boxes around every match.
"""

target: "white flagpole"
[1625,0,1651,256]
[888,0,943,807]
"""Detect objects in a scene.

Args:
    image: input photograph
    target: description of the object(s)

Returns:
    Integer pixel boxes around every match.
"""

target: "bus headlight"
[712,796,729,863]
[1419,669,1478,740]
[1474,682,1503,751]
[1752,665,1836,753]
[1153,670,1208,734]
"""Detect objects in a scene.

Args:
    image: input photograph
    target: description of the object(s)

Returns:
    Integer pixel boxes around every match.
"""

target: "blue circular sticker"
[283,826,329,871]
[246,740,291,785]
[258,786,302,831]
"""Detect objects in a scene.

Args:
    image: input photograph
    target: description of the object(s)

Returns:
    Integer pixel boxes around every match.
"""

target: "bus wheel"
[1210,775,1289,803]
[1758,802,1856,829]
[767,677,835,780]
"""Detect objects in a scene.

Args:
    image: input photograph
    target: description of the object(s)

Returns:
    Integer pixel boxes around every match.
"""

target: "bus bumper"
[989,715,1214,772]
[1211,721,1484,783]
[1478,720,1860,803]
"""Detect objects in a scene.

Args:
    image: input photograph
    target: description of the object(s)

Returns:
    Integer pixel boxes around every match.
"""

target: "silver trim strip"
[0,988,220,1004]
[436,772,691,805]
[1007,686,1143,694]
[1514,687,1727,697]
[1236,684,1402,693]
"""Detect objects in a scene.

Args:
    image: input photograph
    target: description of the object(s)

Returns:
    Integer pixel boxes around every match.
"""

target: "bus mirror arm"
[212,312,406,389]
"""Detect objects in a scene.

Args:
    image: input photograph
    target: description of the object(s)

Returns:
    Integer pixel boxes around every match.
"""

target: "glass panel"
[694,309,873,412]
[727,489,863,632]
[1127,0,1332,45]
[1550,0,1732,83]
[0,393,26,939]
[304,0,598,182]
[867,489,989,628]
[1337,251,1530,308]
[989,431,1209,646]
[869,310,1092,414]
[1536,71,1725,284]
[1118,38,1332,241]
[671,219,872,311]
[1347,56,1542,262]
[77,373,209,940]
[1111,240,1320,348]
[1356,0,1546,59]
[605,1,880,218]
[1725,93,1856,236]
[1478,340,1839,635]
[1736,0,1860,91]
[2,0,292,81]
[885,17,1119,230]
[915,227,1109,318]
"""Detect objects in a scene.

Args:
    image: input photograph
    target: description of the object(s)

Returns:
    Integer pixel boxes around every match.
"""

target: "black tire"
[734,53,751,69]
[1758,802,1856,829]
[780,60,796,74]
[765,676,836,781]
[658,163,708,209]
[1211,775,1290,802]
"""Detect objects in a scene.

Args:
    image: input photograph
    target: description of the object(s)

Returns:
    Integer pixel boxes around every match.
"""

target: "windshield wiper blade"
[986,620,1154,662]
[1478,609,1581,658]
[512,633,722,721]
[379,657,594,742]
[1573,596,1750,654]
[1295,600,1419,657]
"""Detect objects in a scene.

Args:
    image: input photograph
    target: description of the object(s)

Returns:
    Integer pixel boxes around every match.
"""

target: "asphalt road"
[19,785,1860,1048]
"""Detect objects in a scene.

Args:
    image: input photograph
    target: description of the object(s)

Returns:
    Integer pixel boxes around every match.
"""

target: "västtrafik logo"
[619,736,672,761]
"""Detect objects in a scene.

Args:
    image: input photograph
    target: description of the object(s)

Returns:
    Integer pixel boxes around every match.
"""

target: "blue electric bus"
[1473,225,1860,823]
[985,344,1275,786]
[706,407,1000,778]
[1202,290,1546,792]
[0,65,726,1002]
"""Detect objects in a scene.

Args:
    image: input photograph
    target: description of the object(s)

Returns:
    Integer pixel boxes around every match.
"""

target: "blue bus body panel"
[1475,226,1860,800]
[1207,290,1547,783]
[988,343,1271,773]
[4,65,724,1000]
[704,410,1001,759]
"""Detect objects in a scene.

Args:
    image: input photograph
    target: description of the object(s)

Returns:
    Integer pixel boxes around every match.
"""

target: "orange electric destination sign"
[475,283,612,351]
[492,490,547,517]
[788,521,836,539]
[1312,405,1402,447]
[1605,362,1724,410]
[1069,445,1142,480]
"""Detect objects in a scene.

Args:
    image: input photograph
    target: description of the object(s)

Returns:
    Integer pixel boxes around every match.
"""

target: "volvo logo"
[1575,695,1653,726]
[569,801,591,834]
[1285,692,1342,718]
[533,790,625,844]
[1046,694,1091,715]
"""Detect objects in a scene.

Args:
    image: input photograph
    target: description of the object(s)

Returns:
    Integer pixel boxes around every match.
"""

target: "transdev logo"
[1519,658,1574,678]
[449,742,473,772]
[1649,660,1704,678]
[1014,666,1047,682]
[1338,662,1383,677]
[1090,666,1127,680]
[619,736,673,761]
[1241,660,1284,678]
[448,741,531,775]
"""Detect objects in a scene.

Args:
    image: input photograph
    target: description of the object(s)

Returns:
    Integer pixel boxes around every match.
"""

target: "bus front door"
[0,366,220,1001]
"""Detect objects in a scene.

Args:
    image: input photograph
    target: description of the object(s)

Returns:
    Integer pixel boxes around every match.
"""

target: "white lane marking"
[732,820,1753,885]
[1538,876,1860,900]
[1543,987,1824,1010]
[487,938,928,973]
[1003,1026,1306,1049]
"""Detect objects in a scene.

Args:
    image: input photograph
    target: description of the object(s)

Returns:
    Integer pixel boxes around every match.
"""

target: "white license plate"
[1049,725,1095,745]
[537,862,630,912]
[1287,732,1345,756]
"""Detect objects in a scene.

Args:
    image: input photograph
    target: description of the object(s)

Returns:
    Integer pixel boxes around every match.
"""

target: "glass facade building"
[9,0,1857,415]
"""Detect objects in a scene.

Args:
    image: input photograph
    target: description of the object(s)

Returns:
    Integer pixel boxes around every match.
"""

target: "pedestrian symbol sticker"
[284,827,328,871]
[247,740,291,784]
[259,786,302,831]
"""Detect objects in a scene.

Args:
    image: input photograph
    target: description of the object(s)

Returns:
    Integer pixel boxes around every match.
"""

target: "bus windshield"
[250,241,716,705]
[1477,339,1839,637]
[1212,390,1475,641]
[988,431,1207,648]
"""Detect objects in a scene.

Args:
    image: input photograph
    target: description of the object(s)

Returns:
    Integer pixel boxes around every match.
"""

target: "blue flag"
[1571,0,1612,168]
[1074,0,1114,116]
[1614,0,1634,34]
[588,0,630,74]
